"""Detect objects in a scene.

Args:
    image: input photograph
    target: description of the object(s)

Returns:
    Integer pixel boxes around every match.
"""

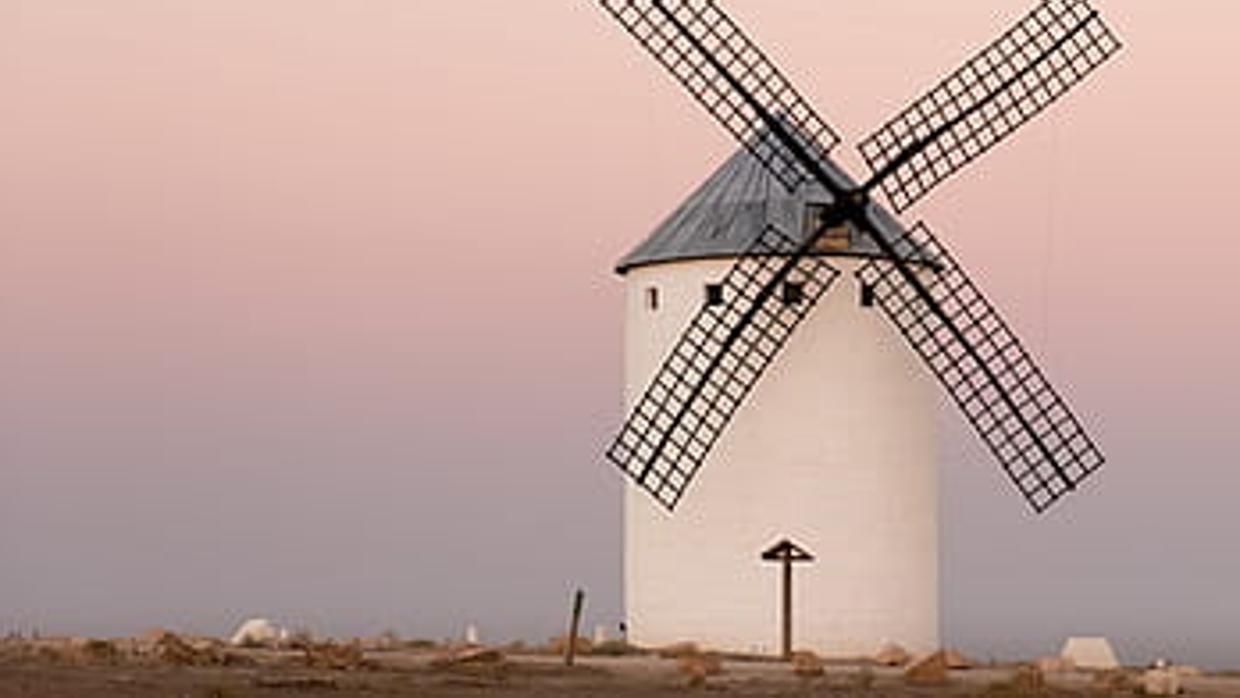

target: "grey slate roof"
[616,146,912,274]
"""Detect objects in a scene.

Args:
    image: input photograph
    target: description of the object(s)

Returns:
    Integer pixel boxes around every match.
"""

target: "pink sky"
[2,0,1239,666]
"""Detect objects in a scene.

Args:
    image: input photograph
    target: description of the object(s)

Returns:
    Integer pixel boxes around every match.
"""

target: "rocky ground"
[1,635,1237,698]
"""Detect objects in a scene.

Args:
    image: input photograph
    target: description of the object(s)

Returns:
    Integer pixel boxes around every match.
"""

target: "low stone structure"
[1060,637,1120,670]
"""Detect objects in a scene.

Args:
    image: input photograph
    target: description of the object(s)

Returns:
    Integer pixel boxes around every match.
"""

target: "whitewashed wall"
[622,257,939,657]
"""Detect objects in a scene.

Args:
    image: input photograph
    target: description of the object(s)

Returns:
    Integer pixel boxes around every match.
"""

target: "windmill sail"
[856,223,1104,512]
[858,0,1121,212]
[599,0,842,194]
[608,226,840,510]
[598,0,1117,512]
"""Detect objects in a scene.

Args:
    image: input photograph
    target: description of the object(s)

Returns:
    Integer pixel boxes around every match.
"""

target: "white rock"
[229,618,284,647]
[465,624,480,645]
[1142,668,1183,696]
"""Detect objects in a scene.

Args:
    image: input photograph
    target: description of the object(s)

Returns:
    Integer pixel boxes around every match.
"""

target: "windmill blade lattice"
[599,0,842,193]
[608,226,841,510]
[856,223,1104,512]
[858,0,1121,213]
[598,0,1117,513]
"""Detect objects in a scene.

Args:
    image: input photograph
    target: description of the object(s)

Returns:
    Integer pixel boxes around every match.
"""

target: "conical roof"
[616,147,910,274]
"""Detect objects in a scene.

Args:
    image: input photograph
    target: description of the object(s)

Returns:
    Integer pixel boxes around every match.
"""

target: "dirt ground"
[3,643,1240,698]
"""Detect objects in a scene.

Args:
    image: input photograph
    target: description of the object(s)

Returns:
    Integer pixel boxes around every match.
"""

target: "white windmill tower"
[618,149,939,656]
[595,0,1120,658]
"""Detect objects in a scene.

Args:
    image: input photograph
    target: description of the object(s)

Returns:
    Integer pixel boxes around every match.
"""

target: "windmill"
[596,0,1120,656]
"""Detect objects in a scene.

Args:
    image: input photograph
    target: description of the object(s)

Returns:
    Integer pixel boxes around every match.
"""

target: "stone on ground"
[229,618,284,648]
[678,653,723,688]
[904,651,951,685]
[1143,668,1183,696]
[941,649,974,669]
[874,641,911,667]
[1091,669,1134,692]
[791,651,825,678]
[303,641,367,671]
[144,630,221,666]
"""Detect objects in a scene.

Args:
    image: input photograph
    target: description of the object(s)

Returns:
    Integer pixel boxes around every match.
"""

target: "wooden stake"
[566,589,585,667]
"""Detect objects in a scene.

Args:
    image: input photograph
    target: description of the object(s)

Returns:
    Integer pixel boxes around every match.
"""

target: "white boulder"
[1142,668,1183,696]
[229,618,285,648]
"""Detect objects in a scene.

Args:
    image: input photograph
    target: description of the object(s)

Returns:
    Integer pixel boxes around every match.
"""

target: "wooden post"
[761,539,815,661]
[781,553,793,660]
[565,589,585,667]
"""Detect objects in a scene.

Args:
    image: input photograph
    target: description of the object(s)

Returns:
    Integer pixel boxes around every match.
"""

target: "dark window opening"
[782,282,805,306]
[820,224,852,251]
[804,203,852,251]
[705,283,725,307]
[645,287,659,312]
[860,283,876,308]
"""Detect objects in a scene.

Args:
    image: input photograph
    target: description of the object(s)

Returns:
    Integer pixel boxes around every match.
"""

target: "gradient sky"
[3,0,1239,668]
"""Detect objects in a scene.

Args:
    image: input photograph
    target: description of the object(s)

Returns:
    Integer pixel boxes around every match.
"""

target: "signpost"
[760,539,815,660]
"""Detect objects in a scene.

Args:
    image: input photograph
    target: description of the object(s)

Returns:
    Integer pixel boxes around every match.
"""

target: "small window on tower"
[705,283,725,307]
[782,282,805,305]
[645,286,660,312]
[860,282,876,308]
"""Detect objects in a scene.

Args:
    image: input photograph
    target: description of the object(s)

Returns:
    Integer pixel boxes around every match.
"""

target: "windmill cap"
[615,145,915,275]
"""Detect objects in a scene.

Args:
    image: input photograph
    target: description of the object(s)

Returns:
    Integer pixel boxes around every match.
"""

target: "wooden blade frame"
[857,224,1105,512]
[858,0,1122,212]
[599,0,841,193]
[608,226,840,510]
[598,0,1117,512]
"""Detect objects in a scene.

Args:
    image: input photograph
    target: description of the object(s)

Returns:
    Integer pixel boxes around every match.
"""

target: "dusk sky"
[3,0,1239,668]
